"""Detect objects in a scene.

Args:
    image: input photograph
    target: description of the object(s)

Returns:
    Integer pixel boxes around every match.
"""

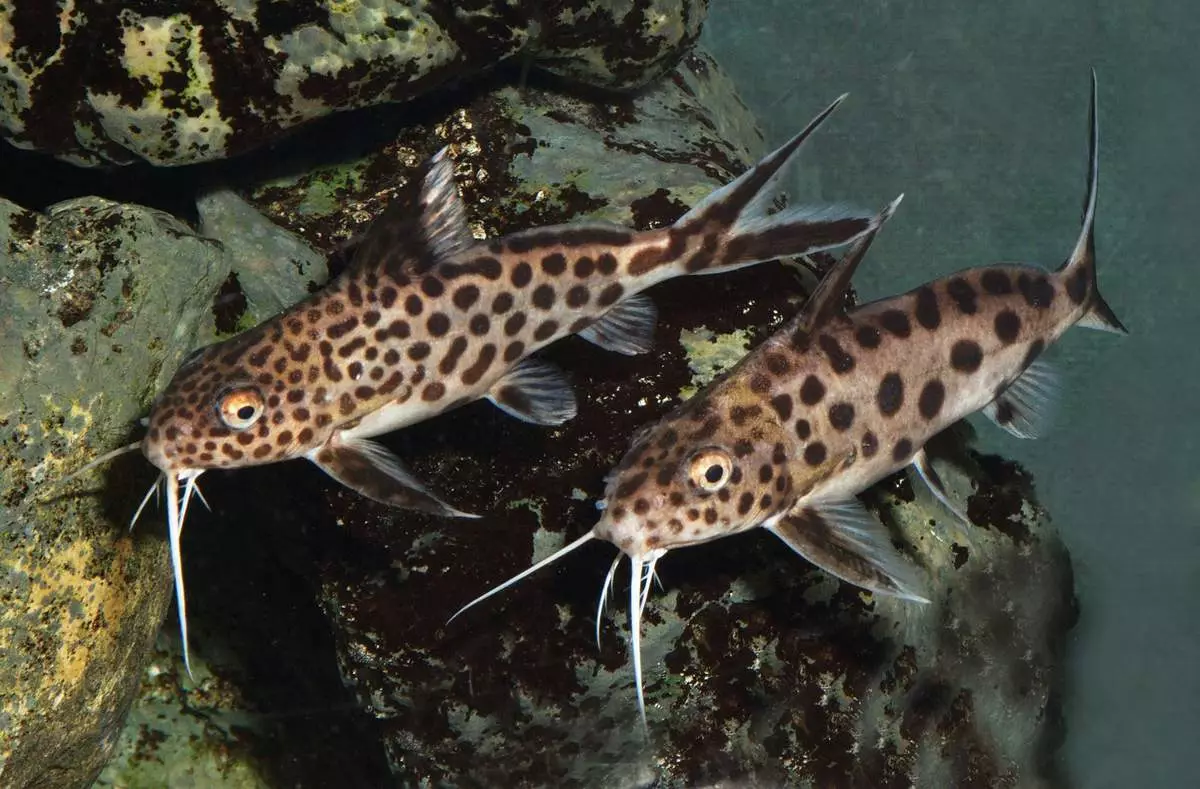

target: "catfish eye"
[216,386,265,430]
[687,448,734,493]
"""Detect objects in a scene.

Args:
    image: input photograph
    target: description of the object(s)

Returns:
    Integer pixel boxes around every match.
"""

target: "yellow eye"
[217,386,265,429]
[688,448,734,493]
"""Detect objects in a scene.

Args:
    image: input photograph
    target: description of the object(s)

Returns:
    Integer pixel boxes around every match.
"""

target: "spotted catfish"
[451,73,1124,725]
[67,95,884,674]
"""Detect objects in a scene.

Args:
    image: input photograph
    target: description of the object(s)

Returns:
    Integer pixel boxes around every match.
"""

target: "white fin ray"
[765,499,929,603]
[307,437,477,518]
[910,448,975,548]
[448,530,596,623]
[165,470,204,679]
[420,147,476,260]
[485,357,577,426]
[982,358,1060,440]
[595,553,621,649]
[128,475,162,532]
[578,293,658,355]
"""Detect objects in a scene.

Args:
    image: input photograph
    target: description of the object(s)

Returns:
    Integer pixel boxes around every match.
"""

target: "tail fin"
[1062,70,1128,335]
[669,95,878,275]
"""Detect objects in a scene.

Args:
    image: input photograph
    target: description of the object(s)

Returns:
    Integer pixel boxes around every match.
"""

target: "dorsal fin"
[792,195,903,336]
[349,147,476,278]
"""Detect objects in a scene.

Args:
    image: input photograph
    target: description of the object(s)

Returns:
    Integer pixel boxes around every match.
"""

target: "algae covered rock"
[0,197,231,787]
[0,0,707,166]
[152,49,1076,785]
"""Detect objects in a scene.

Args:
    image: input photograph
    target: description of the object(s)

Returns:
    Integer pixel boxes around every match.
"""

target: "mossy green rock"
[0,197,229,789]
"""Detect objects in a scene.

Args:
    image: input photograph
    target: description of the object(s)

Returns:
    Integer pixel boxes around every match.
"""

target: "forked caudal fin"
[1060,69,1127,336]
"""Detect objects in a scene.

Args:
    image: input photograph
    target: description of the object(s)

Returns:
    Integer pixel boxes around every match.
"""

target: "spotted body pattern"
[453,73,1125,725]
[103,95,881,674]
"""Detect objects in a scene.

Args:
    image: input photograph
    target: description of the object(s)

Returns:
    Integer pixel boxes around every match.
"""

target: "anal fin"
[578,293,657,355]
[764,499,929,602]
[308,437,475,518]
[486,357,577,425]
[983,358,1059,439]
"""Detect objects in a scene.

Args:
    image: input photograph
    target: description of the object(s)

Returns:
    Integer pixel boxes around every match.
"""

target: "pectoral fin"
[486,357,577,425]
[578,293,657,355]
[308,437,476,518]
[764,499,929,602]
[983,358,1059,439]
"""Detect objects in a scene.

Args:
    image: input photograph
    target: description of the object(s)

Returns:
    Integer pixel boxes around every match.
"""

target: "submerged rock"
[0,0,706,166]
[0,197,228,788]
[148,49,1076,785]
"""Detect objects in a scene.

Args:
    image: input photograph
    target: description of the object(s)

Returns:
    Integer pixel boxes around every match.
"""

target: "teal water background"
[704,1,1199,785]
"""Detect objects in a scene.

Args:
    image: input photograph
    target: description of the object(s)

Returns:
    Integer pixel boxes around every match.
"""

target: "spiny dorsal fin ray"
[793,195,904,336]
[578,293,657,355]
[447,530,597,623]
[679,94,849,229]
[349,147,475,277]
[982,358,1060,439]
[485,357,577,425]
[765,499,930,603]
[307,437,477,518]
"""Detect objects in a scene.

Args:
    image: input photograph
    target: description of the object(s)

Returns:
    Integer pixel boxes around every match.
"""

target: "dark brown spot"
[469,314,491,336]
[828,402,855,431]
[422,382,446,401]
[407,342,430,361]
[596,253,618,275]
[248,346,271,368]
[327,316,359,340]
[946,277,978,315]
[511,261,533,288]
[461,344,497,386]
[994,310,1021,344]
[362,310,381,328]
[532,285,555,310]
[383,348,400,365]
[750,374,771,394]
[737,491,754,515]
[337,337,366,358]
[918,379,946,420]
[541,253,567,275]
[565,285,590,308]
[795,419,811,440]
[427,312,451,337]
[855,325,881,349]
[981,269,1013,295]
[287,386,303,401]
[799,375,825,405]
[950,339,983,373]
[597,282,624,307]
[765,353,790,376]
[877,372,904,416]
[354,385,376,400]
[758,464,774,483]
[504,312,527,336]
[533,320,559,341]
[503,341,525,362]
[453,285,480,310]
[893,438,913,462]
[272,356,287,374]
[325,299,345,317]
[914,286,941,330]
[380,287,398,308]
[862,432,878,458]
[769,394,793,421]
[729,405,762,426]
[348,361,363,379]
[733,439,754,457]
[322,356,343,383]
[803,442,827,466]
[405,294,423,316]
[1018,272,1055,309]
[879,309,911,338]
[440,337,468,374]
[421,277,444,298]
[492,292,514,314]
[294,408,310,422]
[818,334,855,373]
[338,392,356,416]
[573,256,595,278]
